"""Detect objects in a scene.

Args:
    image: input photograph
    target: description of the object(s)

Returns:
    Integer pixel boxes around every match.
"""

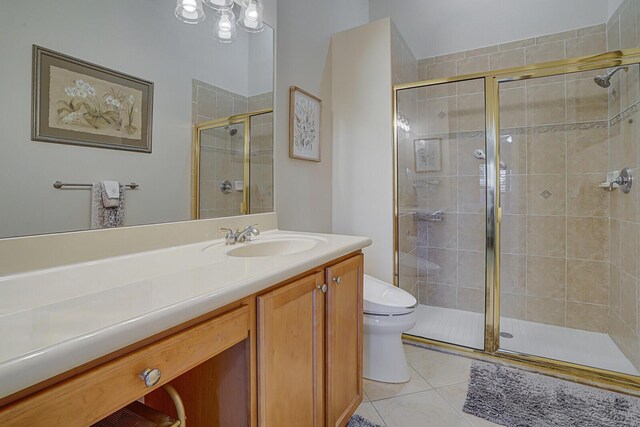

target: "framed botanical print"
[289,86,321,162]
[414,138,441,172]
[32,45,154,153]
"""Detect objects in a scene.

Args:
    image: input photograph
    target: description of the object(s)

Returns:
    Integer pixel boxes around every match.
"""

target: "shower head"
[225,126,238,136]
[594,66,628,88]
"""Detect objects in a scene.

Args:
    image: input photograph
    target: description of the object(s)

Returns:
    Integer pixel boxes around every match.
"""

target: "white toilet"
[363,274,417,383]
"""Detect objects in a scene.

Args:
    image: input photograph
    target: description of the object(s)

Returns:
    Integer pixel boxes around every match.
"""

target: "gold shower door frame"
[393,48,640,394]
[192,108,273,218]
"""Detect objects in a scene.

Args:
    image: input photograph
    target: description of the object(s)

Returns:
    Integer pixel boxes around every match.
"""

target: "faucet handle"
[218,227,236,244]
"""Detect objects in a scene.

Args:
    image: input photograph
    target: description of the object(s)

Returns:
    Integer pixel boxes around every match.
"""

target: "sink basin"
[226,238,320,258]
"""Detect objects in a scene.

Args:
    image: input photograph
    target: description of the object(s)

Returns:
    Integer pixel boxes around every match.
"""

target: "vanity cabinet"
[0,305,251,426]
[257,254,363,427]
[0,251,364,427]
[257,272,325,426]
[325,255,364,427]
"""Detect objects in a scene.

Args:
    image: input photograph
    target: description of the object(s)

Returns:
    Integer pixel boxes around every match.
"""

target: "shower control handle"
[609,167,633,194]
[220,180,232,194]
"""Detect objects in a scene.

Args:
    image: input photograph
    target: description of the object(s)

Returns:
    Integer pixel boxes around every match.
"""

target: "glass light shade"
[215,11,237,43]
[237,0,264,33]
[202,0,234,11]
[175,0,205,24]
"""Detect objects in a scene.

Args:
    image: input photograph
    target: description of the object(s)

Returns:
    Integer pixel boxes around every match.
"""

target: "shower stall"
[193,109,274,218]
[394,47,640,391]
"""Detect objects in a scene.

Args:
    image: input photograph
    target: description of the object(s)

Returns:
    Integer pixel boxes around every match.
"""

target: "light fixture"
[202,0,234,11]
[175,0,265,42]
[175,0,205,24]
[215,10,237,43]
[237,0,264,33]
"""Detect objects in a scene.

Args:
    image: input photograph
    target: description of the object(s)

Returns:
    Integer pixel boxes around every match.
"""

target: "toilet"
[363,274,417,383]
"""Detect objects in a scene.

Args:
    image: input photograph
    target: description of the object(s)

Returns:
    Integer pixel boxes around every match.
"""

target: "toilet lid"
[364,274,417,315]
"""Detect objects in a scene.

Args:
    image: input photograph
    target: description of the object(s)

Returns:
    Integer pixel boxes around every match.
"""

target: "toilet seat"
[364,274,417,316]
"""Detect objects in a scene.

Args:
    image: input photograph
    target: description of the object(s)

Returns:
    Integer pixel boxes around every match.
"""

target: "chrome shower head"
[594,75,610,88]
[225,126,238,136]
[594,66,628,88]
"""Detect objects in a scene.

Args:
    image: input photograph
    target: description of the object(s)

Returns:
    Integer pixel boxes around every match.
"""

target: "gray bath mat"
[464,361,640,426]
[347,415,383,427]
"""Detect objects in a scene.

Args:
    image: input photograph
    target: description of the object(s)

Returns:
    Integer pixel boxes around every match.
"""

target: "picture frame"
[32,45,154,153]
[414,138,441,172]
[289,86,321,162]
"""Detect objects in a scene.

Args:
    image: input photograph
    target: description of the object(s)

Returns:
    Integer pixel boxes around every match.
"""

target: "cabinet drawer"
[0,305,249,426]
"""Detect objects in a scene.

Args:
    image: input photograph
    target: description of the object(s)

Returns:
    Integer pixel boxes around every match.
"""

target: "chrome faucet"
[218,224,260,245]
[236,224,260,242]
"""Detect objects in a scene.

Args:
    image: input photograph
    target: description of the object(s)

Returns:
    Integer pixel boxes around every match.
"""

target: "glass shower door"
[497,64,640,376]
[397,77,487,349]
[197,121,246,218]
[249,111,274,214]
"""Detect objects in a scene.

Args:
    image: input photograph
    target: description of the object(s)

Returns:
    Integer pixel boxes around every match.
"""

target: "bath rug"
[347,414,384,427]
[464,361,640,426]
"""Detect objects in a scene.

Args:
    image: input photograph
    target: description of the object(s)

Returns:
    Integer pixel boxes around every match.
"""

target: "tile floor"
[354,344,500,427]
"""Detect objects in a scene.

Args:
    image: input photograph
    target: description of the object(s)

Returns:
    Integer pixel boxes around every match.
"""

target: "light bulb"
[219,15,232,31]
[183,0,197,12]
[215,10,236,42]
[243,17,259,29]
[245,4,259,20]
[203,0,234,10]
[237,0,263,32]
[175,0,205,24]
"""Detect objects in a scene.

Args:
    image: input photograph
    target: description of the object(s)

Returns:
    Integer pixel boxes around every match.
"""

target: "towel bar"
[53,181,139,189]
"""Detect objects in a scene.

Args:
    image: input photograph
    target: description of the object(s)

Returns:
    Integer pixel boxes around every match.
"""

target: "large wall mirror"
[0,0,274,239]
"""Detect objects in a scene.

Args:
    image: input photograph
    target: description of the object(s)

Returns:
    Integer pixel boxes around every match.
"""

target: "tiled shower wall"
[607,0,640,370]
[192,79,273,218]
[409,23,612,329]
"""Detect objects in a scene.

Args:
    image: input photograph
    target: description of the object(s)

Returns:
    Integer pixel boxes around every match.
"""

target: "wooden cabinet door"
[325,255,364,427]
[257,272,325,427]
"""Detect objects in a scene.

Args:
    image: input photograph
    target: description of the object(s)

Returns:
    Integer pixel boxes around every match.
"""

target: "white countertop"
[0,230,371,400]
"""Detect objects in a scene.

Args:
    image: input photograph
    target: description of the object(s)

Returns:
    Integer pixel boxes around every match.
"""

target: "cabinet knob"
[333,276,342,285]
[140,368,162,387]
[318,283,328,293]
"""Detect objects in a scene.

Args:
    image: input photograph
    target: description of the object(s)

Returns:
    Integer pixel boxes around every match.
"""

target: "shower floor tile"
[406,304,639,376]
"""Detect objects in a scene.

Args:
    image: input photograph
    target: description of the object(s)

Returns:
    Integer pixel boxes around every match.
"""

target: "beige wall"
[332,19,395,283]
[274,0,369,233]
[607,0,640,370]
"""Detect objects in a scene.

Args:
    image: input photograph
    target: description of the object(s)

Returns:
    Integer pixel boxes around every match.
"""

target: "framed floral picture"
[32,45,154,153]
[414,138,441,172]
[289,86,321,162]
